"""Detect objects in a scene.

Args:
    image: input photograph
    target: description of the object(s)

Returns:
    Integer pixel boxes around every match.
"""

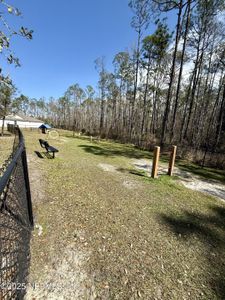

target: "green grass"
[25,130,225,299]
[77,136,225,184]
[0,133,14,167]
[59,130,225,183]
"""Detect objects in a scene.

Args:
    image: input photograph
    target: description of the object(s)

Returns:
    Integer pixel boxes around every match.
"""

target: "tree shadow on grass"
[78,144,152,159]
[160,205,225,298]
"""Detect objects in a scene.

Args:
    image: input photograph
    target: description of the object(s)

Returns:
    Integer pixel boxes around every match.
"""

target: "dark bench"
[39,139,59,158]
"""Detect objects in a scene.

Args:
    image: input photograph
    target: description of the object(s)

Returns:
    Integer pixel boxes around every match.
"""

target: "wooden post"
[168,145,177,176]
[151,146,160,178]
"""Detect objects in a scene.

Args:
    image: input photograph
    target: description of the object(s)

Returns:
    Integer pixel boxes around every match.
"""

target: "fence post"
[22,149,34,227]
[151,146,160,178]
[168,145,177,176]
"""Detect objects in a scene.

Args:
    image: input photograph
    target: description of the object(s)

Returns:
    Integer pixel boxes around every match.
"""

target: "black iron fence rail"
[0,125,33,299]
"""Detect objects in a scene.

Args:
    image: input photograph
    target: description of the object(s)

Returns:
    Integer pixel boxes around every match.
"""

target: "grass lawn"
[0,132,14,167]
[24,129,225,299]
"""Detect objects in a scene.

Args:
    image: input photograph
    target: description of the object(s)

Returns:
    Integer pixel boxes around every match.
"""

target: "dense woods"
[1,0,225,168]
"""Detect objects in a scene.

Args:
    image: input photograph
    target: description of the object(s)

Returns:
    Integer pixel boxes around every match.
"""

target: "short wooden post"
[151,146,160,178]
[168,145,177,176]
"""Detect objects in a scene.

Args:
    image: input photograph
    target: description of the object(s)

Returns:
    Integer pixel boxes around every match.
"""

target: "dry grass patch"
[0,133,14,167]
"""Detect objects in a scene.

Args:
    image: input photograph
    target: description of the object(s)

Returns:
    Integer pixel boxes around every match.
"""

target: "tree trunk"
[141,59,151,138]
[1,116,5,136]
[183,24,207,140]
[130,29,141,139]
[170,0,191,141]
[214,80,225,149]
[161,0,183,145]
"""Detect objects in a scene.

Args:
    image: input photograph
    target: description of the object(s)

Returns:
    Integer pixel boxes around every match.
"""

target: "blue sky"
[2,0,176,99]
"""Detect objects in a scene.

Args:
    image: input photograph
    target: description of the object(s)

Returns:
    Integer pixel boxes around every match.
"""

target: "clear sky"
[2,0,175,99]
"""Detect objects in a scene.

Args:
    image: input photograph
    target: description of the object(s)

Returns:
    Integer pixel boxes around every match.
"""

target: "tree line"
[1,0,225,168]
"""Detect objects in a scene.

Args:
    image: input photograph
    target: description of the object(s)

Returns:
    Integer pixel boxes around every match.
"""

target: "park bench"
[39,139,59,158]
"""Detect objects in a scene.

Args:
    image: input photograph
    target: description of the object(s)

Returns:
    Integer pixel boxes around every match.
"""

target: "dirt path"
[132,159,225,201]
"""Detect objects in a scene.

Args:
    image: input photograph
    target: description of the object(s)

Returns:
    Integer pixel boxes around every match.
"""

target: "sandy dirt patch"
[27,154,46,203]
[98,163,141,190]
[132,159,225,201]
[25,243,95,300]
[176,170,225,201]
[98,163,118,173]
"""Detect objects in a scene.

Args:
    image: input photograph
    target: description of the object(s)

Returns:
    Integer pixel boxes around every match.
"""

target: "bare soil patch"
[98,162,141,190]
[27,154,46,204]
[98,163,118,173]
[132,158,225,201]
[25,243,93,300]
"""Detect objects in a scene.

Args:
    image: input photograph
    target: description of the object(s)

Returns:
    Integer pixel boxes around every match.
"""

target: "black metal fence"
[0,125,33,299]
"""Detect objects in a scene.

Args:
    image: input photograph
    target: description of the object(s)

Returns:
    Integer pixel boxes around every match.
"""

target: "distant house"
[0,113,44,129]
[39,123,52,134]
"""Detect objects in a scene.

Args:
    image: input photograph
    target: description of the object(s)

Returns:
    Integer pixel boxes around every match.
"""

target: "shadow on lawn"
[117,167,147,177]
[34,151,53,159]
[34,151,44,159]
[160,205,225,298]
[78,144,152,159]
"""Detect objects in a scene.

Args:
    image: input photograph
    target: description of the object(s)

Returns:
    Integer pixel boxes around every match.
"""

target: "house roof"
[5,113,43,123]
[39,123,51,129]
